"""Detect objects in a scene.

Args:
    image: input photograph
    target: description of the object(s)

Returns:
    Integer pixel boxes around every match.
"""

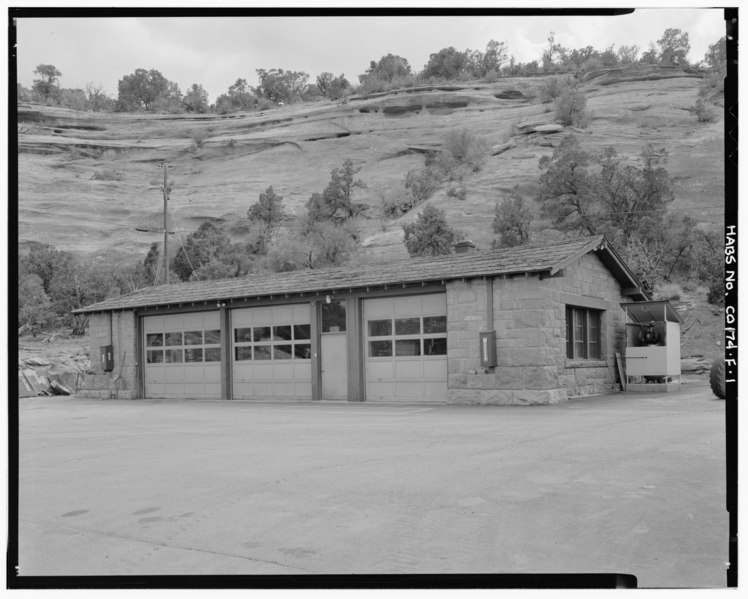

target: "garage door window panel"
[184,331,203,345]
[235,328,252,343]
[205,348,221,362]
[294,344,311,359]
[274,345,293,360]
[185,348,203,362]
[274,325,293,341]
[294,324,311,340]
[205,330,221,344]
[165,332,183,346]
[147,333,164,347]
[165,349,183,363]
[147,350,164,363]
[395,318,421,336]
[395,339,421,356]
[369,340,392,357]
[423,315,446,334]
[235,346,252,361]
[254,345,272,360]
[424,337,447,356]
[368,320,392,337]
[254,327,272,342]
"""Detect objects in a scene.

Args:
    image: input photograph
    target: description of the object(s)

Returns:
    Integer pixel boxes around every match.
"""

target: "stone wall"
[77,311,139,399]
[555,253,628,397]
[446,252,628,405]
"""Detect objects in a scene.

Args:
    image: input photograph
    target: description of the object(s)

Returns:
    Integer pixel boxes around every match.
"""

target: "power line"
[167,201,200,281]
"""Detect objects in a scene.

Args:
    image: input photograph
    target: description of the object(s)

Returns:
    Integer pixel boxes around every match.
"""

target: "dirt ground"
[15,384,728,587]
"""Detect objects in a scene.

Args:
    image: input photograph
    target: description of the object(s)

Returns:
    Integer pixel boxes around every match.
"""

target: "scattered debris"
[17,350,92,398]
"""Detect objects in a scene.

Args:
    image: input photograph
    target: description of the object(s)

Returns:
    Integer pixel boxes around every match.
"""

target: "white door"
[231,304,312,400]
[364,294,447,402]
[143,311,222,399]
[321,333,348,400]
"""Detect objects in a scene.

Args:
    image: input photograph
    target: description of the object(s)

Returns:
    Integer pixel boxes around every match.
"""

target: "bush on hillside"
[538,75,571,104]
[432,129,488,182]
[405,167,441,203]
[402,205,459,257]
[555,87,589,127]
[691,99,716,123]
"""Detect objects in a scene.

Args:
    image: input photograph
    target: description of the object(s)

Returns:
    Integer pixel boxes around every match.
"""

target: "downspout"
[486,276,494,334]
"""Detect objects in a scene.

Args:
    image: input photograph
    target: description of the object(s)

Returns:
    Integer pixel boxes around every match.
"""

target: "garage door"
[232,304,312,400]
[143,311,222,399]
[364,294,447,402]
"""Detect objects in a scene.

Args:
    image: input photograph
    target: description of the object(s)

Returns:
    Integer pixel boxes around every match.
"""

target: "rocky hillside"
[17,66,724,262]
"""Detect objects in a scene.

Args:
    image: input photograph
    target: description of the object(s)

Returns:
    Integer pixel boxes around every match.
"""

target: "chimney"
[454,240,477,254]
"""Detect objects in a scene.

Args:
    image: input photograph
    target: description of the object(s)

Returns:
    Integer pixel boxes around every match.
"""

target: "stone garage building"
[74,235,650,405]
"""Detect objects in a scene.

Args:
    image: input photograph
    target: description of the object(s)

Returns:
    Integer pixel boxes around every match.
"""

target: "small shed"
[621,301,682,392]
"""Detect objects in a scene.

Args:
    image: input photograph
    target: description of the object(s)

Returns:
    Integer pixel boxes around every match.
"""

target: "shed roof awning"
[75,235,650,314]
[621,301,683,324]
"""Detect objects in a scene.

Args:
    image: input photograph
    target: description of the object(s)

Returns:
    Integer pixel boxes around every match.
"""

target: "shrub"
[655,283,683,301]
[375,186,410,223]
[402,205,458,257]
[357,74,417,95]
[191,129,208,147]
[691,99,716,123]
[405,167,441,203]
[441,129,487,175]
[707,278,725,305]
[538,75,569,103]
[492,190,533,248]
[447,185,467,200]
[483,69,499,83]
[555,88,589,127]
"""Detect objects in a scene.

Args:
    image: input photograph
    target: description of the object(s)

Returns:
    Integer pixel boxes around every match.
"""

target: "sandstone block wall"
[78,311,139,399]
[446,252,628,405]
[554,253,628,396]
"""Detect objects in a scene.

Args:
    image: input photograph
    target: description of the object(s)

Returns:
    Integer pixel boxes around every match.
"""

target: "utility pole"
[134,163,176,286]
[158,163,173,285]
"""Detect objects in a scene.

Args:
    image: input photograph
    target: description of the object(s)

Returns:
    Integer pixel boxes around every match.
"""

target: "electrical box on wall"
[100,345,114,372]
[479,330,496,368]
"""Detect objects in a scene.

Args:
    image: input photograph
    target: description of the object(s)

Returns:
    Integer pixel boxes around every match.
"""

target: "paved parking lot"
[15,384,727,587]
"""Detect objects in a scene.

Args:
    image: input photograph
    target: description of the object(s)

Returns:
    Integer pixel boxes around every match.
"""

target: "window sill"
[565,359,607,369]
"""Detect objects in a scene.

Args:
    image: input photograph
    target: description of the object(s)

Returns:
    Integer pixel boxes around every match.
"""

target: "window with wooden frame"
[565,306,602,360]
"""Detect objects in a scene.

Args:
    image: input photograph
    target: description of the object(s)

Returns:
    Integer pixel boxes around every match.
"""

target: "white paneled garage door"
[364,294,447,402]
[143,311,222,399]
[232,304,312,400]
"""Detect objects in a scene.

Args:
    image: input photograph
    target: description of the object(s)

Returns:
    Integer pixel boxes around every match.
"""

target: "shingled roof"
[75,235,648,314]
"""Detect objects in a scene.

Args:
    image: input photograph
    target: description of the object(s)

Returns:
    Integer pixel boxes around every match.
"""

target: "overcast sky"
[14,7,726,104]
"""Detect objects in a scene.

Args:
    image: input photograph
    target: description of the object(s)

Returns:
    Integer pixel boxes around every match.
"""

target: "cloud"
[15,9,726,103]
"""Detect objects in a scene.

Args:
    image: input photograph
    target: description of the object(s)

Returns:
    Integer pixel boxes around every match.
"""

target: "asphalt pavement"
[15,383,728,587]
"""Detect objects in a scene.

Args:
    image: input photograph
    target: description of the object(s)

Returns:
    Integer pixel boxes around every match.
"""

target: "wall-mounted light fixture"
[325,295,332,304]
